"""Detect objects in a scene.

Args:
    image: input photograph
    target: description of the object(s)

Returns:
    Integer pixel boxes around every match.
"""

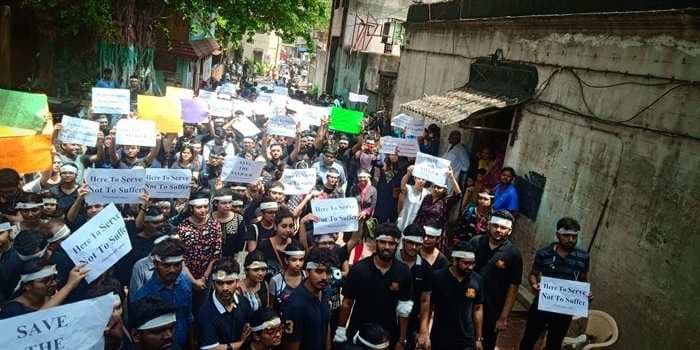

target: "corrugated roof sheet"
[400,88,516,125]
[166,38,221,59]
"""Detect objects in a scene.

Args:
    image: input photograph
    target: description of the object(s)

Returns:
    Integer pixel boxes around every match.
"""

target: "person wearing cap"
[519,217,591,350]
[257,208,299,278]
[429,241,484,350]
[212,189,248,258]
[269,241,306,314]
[14,192,46,232]
[48,162,80,212]
[243,308,283,350]
[245,197,279,253]
[349,169,377,221]
[283,248,336,350]
[311,145,347,193]
[239,251,271,312]
[395,224,433,350]
[336,223,413,349]
[413,166,461,251]
[129,296,178,350]
[420,225,449,271]
[177,191,222,293]
[457,189,495,243]
[196,258,253,350]
[131,236,193,349]
[468,210,522,350]
[0,259,88,319]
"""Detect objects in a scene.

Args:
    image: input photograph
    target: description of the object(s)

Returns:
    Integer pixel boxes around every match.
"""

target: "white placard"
[379,136,399,154]
[92,88,130,115]
[311,106,332,121]
[252,101,273,117]
[115,119,156,147]
[84,168,146,205]
[58,115,99,147]
[221,156,264,184]
[281,168,318,195]
[197,89,215,101]
[538,277,591,317]
[209,98,233,117]
[232,117,261,137]
[233,100,253,116]
[311,198,359,235]
[348,92,369,103]
[413,152,450,186]
[266,115,297,138]
[145,169,192,199]
[405,119,425,137]
[273,86,289,96]
[397,138,419,157]
[60,203,131,283]
[391,113,412,128]
[0,294,113,350]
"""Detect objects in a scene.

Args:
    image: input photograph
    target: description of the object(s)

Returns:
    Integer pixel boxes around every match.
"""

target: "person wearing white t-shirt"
[442,131,470,191]
[397,166,430,232]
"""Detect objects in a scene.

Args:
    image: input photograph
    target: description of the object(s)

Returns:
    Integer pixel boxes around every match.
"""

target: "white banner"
[413,152,450,186]
[232,117,262,137]
[0,294,113,350]
[145,169,192,199]
[221,156,264,184]
[209,98,233,117]
[115,119,156,147]
[404,119,425,137]
[538,277,590,317]
[197,89,215,101]
[233,100,254,116]
[391,113,412,128]
[311,198,359,235]
[266,115,297,138]
[397,138,419,158]
[85,168,146,204]
[379,136,399,154]
[92,88,130,115]
[60,203,131,283]
[348,92,369,104]
[58,116,99,147]
[280,168,317,195]
[252,101,273,118]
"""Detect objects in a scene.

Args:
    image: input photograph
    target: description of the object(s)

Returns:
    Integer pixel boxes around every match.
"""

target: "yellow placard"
[137,95,183,134]
[0,134,52,173]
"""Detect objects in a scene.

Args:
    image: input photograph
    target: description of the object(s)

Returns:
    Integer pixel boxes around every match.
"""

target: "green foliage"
[21,0,113,37]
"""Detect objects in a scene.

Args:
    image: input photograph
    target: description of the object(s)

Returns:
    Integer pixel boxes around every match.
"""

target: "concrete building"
[393,1,699,349]
[241,32,284,67]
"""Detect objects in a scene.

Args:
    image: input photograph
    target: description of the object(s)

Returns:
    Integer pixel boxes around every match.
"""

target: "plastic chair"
[562,310,619,350]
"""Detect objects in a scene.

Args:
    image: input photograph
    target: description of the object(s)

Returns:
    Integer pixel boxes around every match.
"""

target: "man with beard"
[196,258,253,350]
[492,167,519,214]
[130,296,178,350]
[468,210,522,350]
[430,241,484,350]
[335,223,413,349]
[283,248,336,350]
[131,237,193,350]
[519,217,591,350]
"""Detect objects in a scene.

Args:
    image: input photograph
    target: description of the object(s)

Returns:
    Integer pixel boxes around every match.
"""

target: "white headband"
[375,234,398,243]
[250,317,281,332]
[14,265,57,293]
[231,200,244,206]
[155,201,171,207]
[452,251,476,260]
[47,225,71,243]
[477,191,495,199]
[17,245,48,261]
[153,235,180,245]
[557,228,580,235]
[212,270,240,281]
[153,255,184,264]
[269,186,284,193]
[144,214,164,222]
[353,331,390,349]
[260,202,278,211]
[189,198,209,206]
[231,186,247,191]
[423,226,442,236]
[246,261,268,269]
[59,164,78,173]
[16,202,43,210]
[0,222,16,233]
[284,250,306,257]
[42,198,58,205]
[213,195,233,202]
[489,216,513,228]
[137,313,177,331]
[403,236,423,244]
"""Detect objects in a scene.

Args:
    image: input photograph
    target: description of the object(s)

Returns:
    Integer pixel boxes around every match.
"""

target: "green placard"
[329,107,364,135]
[0,89,48,131]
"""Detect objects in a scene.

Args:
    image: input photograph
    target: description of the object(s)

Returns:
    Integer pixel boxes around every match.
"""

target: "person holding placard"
[413,167,462,251]
[311,146,347,193]
[396,166,430,232]
[468,210,522,350]
[46,162,81,212]
[108,134,163,169]
[519,218,591,350]
[53,123,105,184]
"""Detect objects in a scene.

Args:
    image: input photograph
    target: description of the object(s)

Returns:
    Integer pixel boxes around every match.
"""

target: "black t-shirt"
[342,256,413,339]
[430,268,484,348]
[246,222,275,244]
[468,236,522,312]
[257,238,300,279]
[421,251,449,272]
[285,285,331,350]
[195,293,253,348]
[0,300,36,319]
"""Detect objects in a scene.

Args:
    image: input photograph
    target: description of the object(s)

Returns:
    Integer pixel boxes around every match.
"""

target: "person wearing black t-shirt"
[246,199,278,252]
[335,223,413,349]
[430,241,484,350]
[468,210,522,350]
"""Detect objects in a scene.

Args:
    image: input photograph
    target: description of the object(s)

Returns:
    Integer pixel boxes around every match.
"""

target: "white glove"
[333,326,347,343]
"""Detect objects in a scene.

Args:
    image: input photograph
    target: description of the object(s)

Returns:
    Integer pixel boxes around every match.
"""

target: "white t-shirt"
[396,184,429,231]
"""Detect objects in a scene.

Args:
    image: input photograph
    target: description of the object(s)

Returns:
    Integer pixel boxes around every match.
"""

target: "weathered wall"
[392,11,700,349]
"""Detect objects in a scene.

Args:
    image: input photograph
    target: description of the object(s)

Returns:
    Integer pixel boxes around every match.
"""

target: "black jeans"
[519,298,573,350]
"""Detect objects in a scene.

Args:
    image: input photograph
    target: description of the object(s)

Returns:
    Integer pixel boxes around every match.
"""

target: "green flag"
[329,107,364,135]
[0,89,48,131]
